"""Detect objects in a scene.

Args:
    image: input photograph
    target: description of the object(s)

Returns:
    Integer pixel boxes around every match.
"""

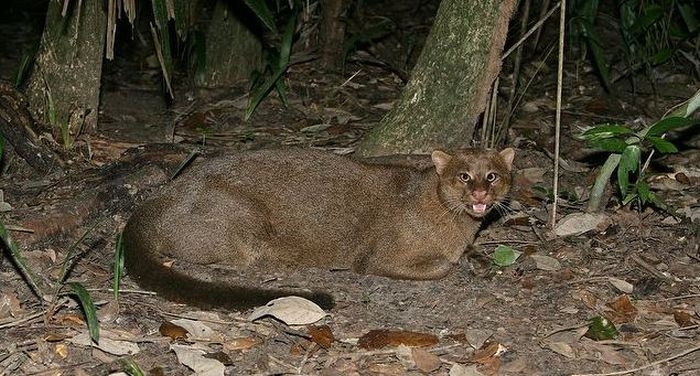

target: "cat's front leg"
[365,254,456,280]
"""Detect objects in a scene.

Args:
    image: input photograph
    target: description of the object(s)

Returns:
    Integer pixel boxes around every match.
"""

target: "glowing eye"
[458,173,471,182]
[486,172,498,182]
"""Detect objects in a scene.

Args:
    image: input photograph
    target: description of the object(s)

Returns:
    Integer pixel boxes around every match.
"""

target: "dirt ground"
[1,2,699,375]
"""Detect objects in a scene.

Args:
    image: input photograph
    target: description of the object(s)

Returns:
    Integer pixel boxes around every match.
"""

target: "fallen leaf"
[248,296,327,325]
[530,254,561,271]
[449,363,486,376]
[411,347,441,373]
[544,341,575,358]
[358,329,439,350]
[608,278,634,294]
[469,342,507,363]
[554,213,610,237]
[159,321,189,341]
[171,344,225,376]
[492,245,522,267]
[308,325,334,349]
[585,317,618,341]
[464,329,492,350]
[366,362,405,375]
[69,331,140,356]
[171,319,217,341]
[0,290,22,319]
[673,310,694,327]
[55,343,69,359]
[224,337,258,351]
[606,295,638,323]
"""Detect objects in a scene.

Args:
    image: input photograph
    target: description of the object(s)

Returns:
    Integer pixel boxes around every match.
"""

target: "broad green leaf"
[677,3,699,33]
[113,233,125,301]
[587,138,628,153]
[580,20,611,90]
[68,282,100,343]
[618,145,640,196]
[629,4,663,35]
[644,117,697,137]
[492,245,522,267]
[242,0,277,33]
[581,124,634,140]
[645,136,678,153]
[651,48,672,65]
[637,180,666,210]
[668,89,700,118]
[585,316,618,340]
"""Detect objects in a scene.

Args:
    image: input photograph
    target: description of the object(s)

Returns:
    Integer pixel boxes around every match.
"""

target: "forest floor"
[1,2,699,375]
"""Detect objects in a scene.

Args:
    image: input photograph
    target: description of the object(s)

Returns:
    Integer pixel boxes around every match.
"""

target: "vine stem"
[550,0,566,228]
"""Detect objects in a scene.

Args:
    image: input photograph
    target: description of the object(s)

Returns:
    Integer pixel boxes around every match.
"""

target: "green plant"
[245,15,296,121]
[570,0,699,89]
[582,89,700,212]
[0,220,102,343]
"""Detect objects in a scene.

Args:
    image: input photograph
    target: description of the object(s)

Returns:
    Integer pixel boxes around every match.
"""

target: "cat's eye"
[486,172,498,182]
[458,173,471,182]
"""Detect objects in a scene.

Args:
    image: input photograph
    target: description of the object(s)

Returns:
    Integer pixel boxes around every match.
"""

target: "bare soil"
[1,2,699,375]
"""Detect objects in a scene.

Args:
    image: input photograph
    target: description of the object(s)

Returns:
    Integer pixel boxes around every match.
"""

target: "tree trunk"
[356,0,517,156]
[25,0,107,147]
[320,0,348,71]
[195,0,263,88]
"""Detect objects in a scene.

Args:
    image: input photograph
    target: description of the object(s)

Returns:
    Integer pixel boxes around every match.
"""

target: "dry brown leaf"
[606,295,638,323]
[469,342,506,364]
[411,347,442,373]
[44,332,68,342]
[224,337,258,351]
[0,290,22,319]
[544,341,575,358]
[673,310,694,327]
[308,324,334,349]
[159,321,189,341]
[571,289,599,310]
[366,362,406,375]
[358,329,439,350]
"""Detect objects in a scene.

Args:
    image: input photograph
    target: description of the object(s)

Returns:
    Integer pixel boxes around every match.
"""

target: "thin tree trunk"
[320,0,348,71]
[356,0,517,156]
[25,0,107,147]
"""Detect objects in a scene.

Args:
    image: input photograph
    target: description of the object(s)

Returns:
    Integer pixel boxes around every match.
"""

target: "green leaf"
[677,3,699,33]
[492,245,522,267]
[651,48,672,65]
[113,233,125,301]
[644,117,698,137]
[629,5,663,35]
[618,145,640,196]
[242,0,277,33]
[68,282,100,343]
[581,124,634,140]
[645,136,678,153]
[637,180,666,210]
[587,138,629,153]
[0,222,44,300]
[120,358,146,376]
[585,316,618,340]
[580,20,611,90]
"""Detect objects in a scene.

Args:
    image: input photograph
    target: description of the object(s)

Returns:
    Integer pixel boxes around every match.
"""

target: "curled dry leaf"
[69,331,140,356]
[308,324,334,349]
[544,341,575,358]
[171,318,218,341]
[171,344,225,376]
[530,254,561,271]
[411,347,442,373]
[606,295,638,323]
[248,296,327,325]
[554,213,610,237]
[159,321,189,341]
[223,337,258,351]
[358,329,439,350]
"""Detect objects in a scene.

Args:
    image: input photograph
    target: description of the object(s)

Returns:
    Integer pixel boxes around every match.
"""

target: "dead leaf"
[223,337,258,351]
[608,278,634,294]
[366,362,406,375]
[0,290,22,319]
[554,213,610,237]
[411,347,442,373]
[248,296,327,325]
[171,318,217,341]
[449,363,485,376]
[358,329,439,350]
[469,342,507,364]
[544,341,575,358]
[159,321,189,341]
[464,329,492,350]
[308,325,334,349]
[606,295,638,323]
[530,254,561,271]
[171,343,225,376]
[673,310,694,327]
[69,331,140,356]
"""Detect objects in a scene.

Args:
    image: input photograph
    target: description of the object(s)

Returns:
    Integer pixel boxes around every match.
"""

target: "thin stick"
[502,1,561,59]
[549,0,566,228]
[571,344,700,376]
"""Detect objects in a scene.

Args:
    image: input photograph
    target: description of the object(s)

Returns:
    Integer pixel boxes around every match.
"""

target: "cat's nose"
[472,190,488,201]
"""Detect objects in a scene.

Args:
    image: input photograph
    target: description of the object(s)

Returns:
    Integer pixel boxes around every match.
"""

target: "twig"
[631,255,671,281]
[654,293,700,302]
[502,1,561,59]
[0,310,44,329]
[571,344,700,376]
[475,240,539,246]
[549,0,566,228]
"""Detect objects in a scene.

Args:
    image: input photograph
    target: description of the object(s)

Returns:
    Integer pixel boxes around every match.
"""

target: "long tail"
[122,228,334,311]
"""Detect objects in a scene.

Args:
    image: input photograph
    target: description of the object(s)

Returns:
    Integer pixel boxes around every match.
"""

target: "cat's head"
[431,148,515,219]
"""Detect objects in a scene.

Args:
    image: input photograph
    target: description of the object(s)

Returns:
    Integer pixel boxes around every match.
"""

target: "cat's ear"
[431,150,452,175]
[499,148,515,171]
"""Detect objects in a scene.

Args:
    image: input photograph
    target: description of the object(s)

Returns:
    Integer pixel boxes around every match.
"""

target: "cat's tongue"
[472,204,487,214]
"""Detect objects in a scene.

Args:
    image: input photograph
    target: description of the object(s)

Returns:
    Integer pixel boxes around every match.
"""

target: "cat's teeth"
[473,204,487,213]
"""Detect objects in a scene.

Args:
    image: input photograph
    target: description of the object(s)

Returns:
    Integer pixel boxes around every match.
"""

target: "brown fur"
[122,147,514,310]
